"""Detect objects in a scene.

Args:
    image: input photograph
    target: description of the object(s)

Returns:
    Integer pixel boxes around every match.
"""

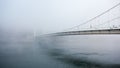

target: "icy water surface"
[0,35,120,68]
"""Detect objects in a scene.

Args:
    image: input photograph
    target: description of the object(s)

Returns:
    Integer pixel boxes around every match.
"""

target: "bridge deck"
[53,29,120,36]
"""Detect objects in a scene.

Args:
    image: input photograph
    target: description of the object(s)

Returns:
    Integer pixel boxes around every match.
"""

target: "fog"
[1,0,120,68]
[1,0,120,35]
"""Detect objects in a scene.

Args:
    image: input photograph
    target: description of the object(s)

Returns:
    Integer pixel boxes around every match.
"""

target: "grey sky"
[0,0,120,34]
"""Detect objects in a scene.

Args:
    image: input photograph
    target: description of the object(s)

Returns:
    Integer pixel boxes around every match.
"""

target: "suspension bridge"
[51,2,120,36]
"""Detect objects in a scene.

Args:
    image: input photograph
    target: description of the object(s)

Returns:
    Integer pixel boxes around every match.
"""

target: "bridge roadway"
[52,29,120,36]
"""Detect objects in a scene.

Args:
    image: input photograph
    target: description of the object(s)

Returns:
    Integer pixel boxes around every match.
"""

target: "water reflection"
[38,35,120,68]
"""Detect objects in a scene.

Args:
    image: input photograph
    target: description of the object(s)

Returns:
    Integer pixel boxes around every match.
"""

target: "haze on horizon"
[0,0,120,35]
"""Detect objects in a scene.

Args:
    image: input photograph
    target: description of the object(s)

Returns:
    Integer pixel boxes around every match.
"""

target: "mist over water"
[1,30,120,68]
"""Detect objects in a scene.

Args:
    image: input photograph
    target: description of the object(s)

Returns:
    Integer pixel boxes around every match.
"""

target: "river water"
[0,34,120,68]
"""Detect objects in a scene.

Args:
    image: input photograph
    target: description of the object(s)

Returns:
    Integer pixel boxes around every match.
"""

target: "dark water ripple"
[46,48,120,68]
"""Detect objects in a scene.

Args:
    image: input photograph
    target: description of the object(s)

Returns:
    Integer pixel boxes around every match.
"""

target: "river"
[0,34,120,68]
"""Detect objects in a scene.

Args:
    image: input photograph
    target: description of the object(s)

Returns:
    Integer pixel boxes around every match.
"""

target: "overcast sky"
[0,0,120,34]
